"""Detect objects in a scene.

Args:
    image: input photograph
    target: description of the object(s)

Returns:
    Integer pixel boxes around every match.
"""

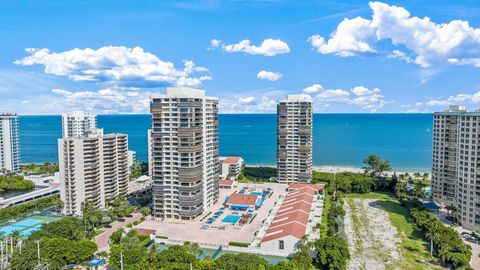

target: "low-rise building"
[225,193,259,210]
[219,179,234,189]
[260,184,324,254]
[220,157,244,180]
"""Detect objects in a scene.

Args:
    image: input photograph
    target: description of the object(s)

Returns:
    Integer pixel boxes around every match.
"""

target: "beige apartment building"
[59,131,129,215]
[150,87,219,220]
[432,105,480,231]
[277,94,313,184]
[0,113,20,173]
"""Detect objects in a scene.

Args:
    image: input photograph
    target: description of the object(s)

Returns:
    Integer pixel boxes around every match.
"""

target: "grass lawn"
[319,192,332,238]
[345,192,444,270]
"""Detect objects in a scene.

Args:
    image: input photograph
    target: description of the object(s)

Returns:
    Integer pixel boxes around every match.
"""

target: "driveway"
[94,212,143,252]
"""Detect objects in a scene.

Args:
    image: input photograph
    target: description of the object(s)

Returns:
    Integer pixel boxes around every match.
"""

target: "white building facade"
[277,94,313,184]
[0,113,20,173]
[62,111,98,138]
[150,87,219,220]
[58,132,129,215]
[432,105,480,231]
[219,157,244,180]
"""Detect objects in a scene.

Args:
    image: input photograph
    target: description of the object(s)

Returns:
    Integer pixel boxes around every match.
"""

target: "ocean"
[19,114,433,172]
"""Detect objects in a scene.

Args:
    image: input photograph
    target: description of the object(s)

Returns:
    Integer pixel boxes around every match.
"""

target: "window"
[279,240,284,250]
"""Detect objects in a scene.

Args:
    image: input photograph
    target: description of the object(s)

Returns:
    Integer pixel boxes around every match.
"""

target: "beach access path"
[94,212,143,252]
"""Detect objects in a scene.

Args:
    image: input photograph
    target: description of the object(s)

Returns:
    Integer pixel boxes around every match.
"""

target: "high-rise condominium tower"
[59,130,129,215]
[62,111,98,138]
[277,94,313,184]
[432,105,480,230]
[150,87,219,220]
[0,113,20,173]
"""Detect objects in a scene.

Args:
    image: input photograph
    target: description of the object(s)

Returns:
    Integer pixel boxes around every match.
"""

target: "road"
[94,212,143,252]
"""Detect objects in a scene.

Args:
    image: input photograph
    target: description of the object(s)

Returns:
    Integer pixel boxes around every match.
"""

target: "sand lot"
[344,198,401,270]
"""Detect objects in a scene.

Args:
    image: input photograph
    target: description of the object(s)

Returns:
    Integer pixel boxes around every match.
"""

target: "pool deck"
[135,182,289,246]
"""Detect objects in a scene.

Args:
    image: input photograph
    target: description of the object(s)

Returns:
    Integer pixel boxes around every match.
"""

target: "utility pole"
[36,240,40,266]
[120,251,124,270]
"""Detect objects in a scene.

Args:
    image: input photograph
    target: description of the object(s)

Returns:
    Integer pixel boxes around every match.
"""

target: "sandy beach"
[245,164,430,178]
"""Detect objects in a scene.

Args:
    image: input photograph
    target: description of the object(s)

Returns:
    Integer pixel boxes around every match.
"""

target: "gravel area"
[344,198,401,270]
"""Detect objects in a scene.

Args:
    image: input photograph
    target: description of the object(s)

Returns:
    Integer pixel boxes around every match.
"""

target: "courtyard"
[134,182,289,246]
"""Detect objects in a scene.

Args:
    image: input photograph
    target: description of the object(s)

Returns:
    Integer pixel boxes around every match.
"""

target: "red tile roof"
[270,211,309,228]
[222,157,242,164]
[219,179,234,186]
[261,185,318,243]
[277,201,312,215]
[261,222,307,243]
[288,183,325,191]
[227,193,258,206]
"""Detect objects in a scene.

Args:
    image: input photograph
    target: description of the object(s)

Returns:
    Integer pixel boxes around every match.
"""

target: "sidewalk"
[94,213,143,252]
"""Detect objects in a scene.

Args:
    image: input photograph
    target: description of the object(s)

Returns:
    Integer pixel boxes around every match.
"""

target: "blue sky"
[1,0,480,114]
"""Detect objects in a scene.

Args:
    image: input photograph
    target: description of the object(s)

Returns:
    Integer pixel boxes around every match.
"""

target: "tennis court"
[0,215,60,237]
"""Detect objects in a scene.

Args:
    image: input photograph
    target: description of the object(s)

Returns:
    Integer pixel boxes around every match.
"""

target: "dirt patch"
[344,198,401,270]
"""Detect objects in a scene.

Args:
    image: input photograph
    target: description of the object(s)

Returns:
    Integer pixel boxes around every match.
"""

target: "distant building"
[277,94,313,184]
[432,105,480,231]
[150,87,219,220]
[62,111,98,138]
[0,113,20,173]
[220,157,244,180]
[58,130,129,215]
[128,150,136,168]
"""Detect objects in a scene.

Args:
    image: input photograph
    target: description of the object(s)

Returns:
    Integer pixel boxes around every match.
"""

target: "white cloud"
[303,84,323,94]
[426,92,480,106]
[213,38,290,56]
[50,87,150,114]
[15,46,211,87]
[256,70,282,81]
[308,16,377,57]
[308,83,387,112]
[238,96,256,105]
[387,50,413,63]
[351,86,380,96]
[210,39,221,48]
[308,1,480,68]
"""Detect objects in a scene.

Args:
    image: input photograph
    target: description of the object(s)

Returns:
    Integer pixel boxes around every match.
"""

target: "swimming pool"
[250,191,262,196]
[222,215,241,224]
[0,214,60,238]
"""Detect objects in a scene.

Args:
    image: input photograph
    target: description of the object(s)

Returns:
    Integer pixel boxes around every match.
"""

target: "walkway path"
[94,213,143,252]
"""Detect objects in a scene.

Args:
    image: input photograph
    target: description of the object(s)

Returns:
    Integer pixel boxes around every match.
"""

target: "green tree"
[314,237,350,270]
[214,253,272,270]
[109,244,149,270]
[362,155,392,177]
[11,238,97,270]
[29,217,86,241]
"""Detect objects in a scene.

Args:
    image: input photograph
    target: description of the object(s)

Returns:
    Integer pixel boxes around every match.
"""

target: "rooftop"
[280,94,313,103]
[222,157,242,164]
[227,193,258,206]
[288,183,325,191]
[219,179,234,186]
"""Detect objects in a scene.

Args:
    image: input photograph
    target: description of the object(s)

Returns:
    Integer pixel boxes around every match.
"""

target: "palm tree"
[422,173,429,180]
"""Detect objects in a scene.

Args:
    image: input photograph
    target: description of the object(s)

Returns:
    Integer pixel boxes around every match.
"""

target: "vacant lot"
[344,192,444,270]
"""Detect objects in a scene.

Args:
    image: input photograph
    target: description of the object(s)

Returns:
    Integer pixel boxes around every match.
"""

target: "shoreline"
[244,164,431,175]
